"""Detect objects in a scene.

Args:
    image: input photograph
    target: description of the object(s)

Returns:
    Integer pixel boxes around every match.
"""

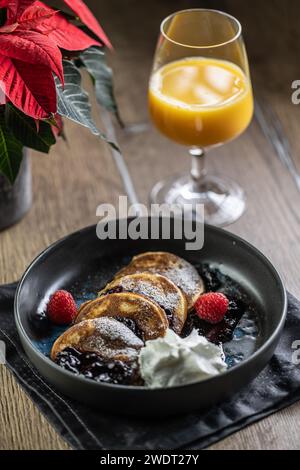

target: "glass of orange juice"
[149,9,254,226]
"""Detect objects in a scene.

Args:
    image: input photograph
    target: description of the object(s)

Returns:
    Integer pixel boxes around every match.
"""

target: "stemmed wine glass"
[148,9,254,226]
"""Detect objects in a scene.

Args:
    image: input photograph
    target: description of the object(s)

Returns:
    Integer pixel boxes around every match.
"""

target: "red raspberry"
[195,292,229,324]
[46,290,77,325]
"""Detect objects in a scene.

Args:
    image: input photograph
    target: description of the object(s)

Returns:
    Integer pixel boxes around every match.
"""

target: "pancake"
[99,273,187,334]
[51,317,143,362]
[115,251,205,310]
[75,292,168,341]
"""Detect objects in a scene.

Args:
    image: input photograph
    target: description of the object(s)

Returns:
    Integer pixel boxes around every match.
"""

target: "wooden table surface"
[1,0,300,450]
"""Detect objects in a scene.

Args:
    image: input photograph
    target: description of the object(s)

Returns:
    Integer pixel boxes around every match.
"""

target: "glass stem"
[190,147,206,190]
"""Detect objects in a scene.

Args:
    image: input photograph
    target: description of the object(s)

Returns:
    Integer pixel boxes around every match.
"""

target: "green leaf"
[44,116,59,128]
[79,47,122,124]
[0,108,24,184]
[55,60,118,150]
[6,104,56,154]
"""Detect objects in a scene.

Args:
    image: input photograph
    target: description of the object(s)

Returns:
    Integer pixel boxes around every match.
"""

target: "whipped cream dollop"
[139,329,227,388]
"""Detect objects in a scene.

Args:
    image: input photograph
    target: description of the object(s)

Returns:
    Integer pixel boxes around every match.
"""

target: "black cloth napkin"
[1,283,300,450]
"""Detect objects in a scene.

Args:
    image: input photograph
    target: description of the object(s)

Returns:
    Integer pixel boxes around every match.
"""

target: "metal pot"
[0,149,32,231]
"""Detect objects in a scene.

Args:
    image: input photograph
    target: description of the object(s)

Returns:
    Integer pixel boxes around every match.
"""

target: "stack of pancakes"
[51,252,205,367]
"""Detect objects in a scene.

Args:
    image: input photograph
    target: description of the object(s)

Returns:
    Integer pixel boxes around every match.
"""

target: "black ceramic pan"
[14,220,287,416]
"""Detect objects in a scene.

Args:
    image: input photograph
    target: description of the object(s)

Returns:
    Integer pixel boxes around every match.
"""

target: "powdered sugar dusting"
[160,262,202,300]
[83,317,143,361]
[115,252,204,308]
[117,275,179,312]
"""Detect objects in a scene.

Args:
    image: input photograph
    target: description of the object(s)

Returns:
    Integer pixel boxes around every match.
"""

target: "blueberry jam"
[187,263,261,365]
[182,299,245,344]
[163,308,174,329]
[102,286,124,295]
[182,264,250,344]
[55,347,143,385]
[114,316,144,341]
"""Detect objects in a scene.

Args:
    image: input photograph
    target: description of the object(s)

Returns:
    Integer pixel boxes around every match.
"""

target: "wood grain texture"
[1,0,300,450]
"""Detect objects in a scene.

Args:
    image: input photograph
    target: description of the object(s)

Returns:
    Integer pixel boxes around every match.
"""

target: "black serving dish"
[14,220,287,416]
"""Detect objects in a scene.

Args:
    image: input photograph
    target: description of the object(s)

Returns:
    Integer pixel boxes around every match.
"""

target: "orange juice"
[149,57,253,147]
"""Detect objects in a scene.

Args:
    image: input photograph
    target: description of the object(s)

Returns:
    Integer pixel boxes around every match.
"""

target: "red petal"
[2,0,35,22]
[51,113,63,137]
[0,55,57,118]
[38,12,100,51]
[18,2,57,29]
[0,31,64,84]
[63,0,111,48]
[2,1,106,50]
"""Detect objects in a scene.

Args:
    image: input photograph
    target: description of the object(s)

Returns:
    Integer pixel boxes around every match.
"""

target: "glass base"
[150,173,246,227]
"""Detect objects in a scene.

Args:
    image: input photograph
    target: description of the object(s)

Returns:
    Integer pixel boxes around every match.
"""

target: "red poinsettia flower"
[0,0,111,119]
